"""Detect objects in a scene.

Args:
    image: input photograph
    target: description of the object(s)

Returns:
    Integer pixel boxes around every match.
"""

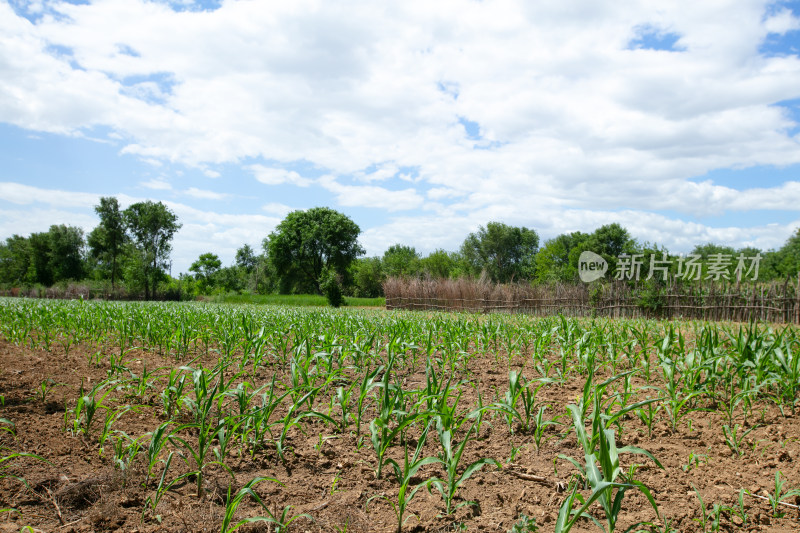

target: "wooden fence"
[383,276,800,324]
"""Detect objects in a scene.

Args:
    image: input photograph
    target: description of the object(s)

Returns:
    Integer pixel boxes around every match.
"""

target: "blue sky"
[1,0,800,274]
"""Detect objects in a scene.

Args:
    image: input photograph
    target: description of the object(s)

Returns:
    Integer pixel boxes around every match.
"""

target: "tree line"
[0,197,181,299]
[1,199,799,301]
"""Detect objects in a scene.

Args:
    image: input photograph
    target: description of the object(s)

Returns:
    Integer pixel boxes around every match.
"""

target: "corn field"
[1,297,800,531]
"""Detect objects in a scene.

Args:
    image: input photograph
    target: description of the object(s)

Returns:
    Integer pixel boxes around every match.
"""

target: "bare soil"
[1,337,800,533]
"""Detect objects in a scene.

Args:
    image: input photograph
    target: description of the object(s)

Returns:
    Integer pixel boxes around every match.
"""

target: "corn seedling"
[220,476,310,533]
[428,422,500,515]
[555,417,661,533]
[721,423,759,456]
[765,471,800,518]
[381,422,439,532]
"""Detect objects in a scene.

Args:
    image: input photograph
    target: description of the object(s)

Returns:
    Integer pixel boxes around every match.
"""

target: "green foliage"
[460,222,539,282]
[556,414,661,533]
[382,244,421,278]
[535,232,589,283]
[88,197,127,288]
[508,514,539,533]
[266,207,364,294]
[321,266,345,308]
[123,200,181,300]
[0,235,32,285]
[428,422,500,515]
[637,279,666,316]
[350,256,384,297]
[420,248,457,279]
[189,252,223,293]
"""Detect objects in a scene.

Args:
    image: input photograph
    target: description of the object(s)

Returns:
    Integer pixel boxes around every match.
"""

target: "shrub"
[321,267,345,308]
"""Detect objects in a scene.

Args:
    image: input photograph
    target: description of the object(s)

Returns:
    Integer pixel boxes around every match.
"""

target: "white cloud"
[183,187,229,200]
[249,165,312,187]
[319,176,425,212]
[764,8,800,35]
[1,0,800,266]
[262,202,294,217]
[141,178,172,190]
[0,182,99,207]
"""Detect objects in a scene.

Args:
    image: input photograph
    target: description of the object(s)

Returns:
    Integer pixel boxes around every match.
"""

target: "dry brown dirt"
[1,335,800,533]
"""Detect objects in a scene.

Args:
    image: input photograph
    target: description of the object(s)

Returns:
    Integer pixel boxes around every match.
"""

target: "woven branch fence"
[383,276,800,324]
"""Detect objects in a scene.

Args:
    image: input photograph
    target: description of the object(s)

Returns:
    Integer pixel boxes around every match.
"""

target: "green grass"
[211,293,385,308]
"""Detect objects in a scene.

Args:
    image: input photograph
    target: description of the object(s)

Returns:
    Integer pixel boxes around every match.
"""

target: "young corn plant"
[369,387,426,479]
[276,388,336,463]
[721,423,759,457]
[380,422,438,532]
[1,445,50,514]
[428,422,500,516]
[555,416,661,533]
[764,471,800,518]
[355,365,383,440]
[142,451,191,522]
[489,370,542,434]
[71,380,113,437]
[160,368,187,419]
[219,476,304,533]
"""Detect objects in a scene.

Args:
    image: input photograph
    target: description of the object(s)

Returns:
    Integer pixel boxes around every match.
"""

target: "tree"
[266,207,364,294]
[28,231,54,286]
[760,228,800,281]
[123,201,181,300]
[420,249,457,279]
[235,244,257,272]
[460,222,539,283]
[0,235,32,285]
[88,197,127,289]
[47,224,85,282]
[382,244,420,278]
[568,223,637,280]
[534,232,589,283]
[189,252,222,294]
[350,257,384,297]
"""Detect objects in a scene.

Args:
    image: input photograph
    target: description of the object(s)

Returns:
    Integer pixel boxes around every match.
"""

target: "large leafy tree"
[123,201,181,299]
[189,252,222,293]
[534,232,589,283]
[420,249,457,279]
[235,244,257,272]
[87,197,127,289]
[460,222,539,283]
[266,207,364,294]
[22,225,85,286]
[48,224,85,282]
[0,235,32,285]
[761,228,800,281]
[350,257,384,297]
[382,244,420,278]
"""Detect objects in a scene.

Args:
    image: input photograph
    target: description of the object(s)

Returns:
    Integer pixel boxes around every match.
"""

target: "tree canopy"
[88,197,127,288]
[459,222,539,283]
[266,207,365,294]
[123,201,181,299]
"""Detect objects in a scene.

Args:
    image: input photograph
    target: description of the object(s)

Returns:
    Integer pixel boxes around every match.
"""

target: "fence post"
[796,273,799,325]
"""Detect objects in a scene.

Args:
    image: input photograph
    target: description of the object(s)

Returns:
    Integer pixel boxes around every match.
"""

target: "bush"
[320,267,345,308]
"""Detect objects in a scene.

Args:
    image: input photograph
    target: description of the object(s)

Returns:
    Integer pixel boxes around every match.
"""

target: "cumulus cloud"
[1,0,799,265]
[249,165,313,187]
[319,176,425,212]
[262,202,294,217]
[0,182,100,207]
[183,187,229,200]
[141,178,172,190]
